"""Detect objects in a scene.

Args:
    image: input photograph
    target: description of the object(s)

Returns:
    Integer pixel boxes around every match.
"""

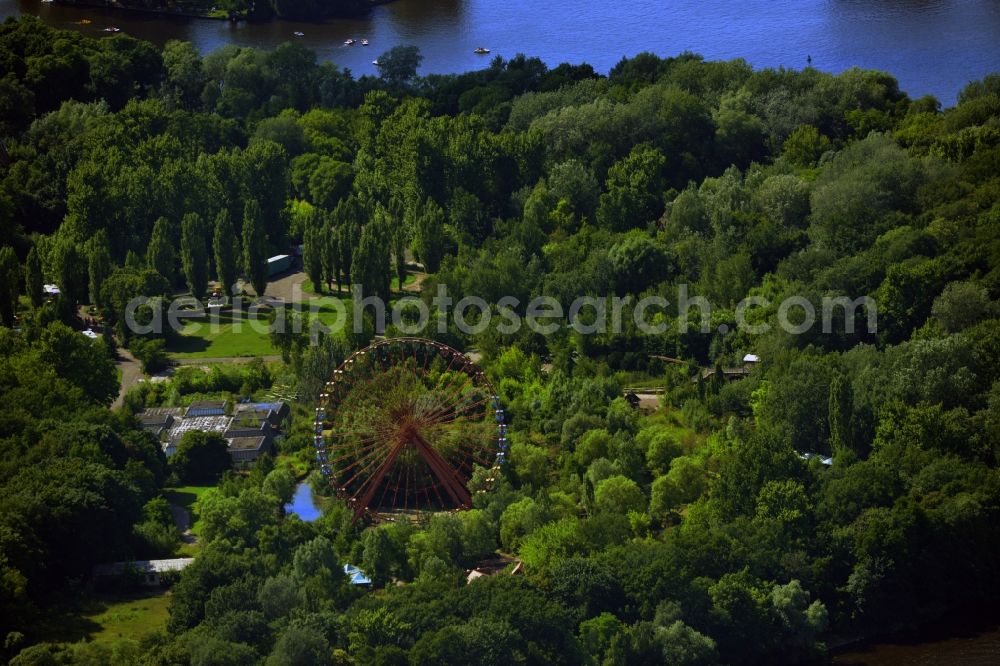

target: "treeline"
[2,14,1000,665]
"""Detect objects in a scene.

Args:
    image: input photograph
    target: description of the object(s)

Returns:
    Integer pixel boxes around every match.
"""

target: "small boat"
[293,31,305,37]
[361,39,369,46]
[103,26,121,33]
[79,19,92,25]
[344,38,356,45]
[40,0,54,3]
[474,47,490,54]
[372,59,380,66]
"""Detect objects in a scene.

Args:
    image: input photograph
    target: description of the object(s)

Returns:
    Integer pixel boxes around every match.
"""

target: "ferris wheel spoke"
[413,364,465,415]
[419,384,476,425]
[326,442,385,469]
[419,373,478,424]
[389,460,406,509]
[426,474,448,510]
[423,395,491,427]
[352,438,408,522]
[336,443,396,488]
[325,427,382,440]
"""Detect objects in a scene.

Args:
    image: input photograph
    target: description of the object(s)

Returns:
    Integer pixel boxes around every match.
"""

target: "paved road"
[264,270,308,302]
[113,347,142,409]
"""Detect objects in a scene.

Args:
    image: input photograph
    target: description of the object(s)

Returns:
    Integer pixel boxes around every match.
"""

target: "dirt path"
[403,270,429,294]
[168,503,198,546]
[113,348,142,409]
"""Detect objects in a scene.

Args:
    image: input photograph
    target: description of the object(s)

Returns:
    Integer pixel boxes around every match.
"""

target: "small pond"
[284,482,322,522]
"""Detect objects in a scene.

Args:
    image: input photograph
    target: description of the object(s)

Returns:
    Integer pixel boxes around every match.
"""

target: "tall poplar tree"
[828,374,856,459]
[302,208,325,293]
[213,210,238,296]
[0,246,19,326]
[322,219,340,292]
[242,200,268,299]
[351,223,391,304]
[87,231,113,307]
[147,216,176,285]
[181,212,209,300]
[24,246,43,308]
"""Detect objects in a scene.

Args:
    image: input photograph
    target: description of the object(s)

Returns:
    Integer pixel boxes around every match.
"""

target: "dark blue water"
[284,482,321,521]
[2,0,999,105]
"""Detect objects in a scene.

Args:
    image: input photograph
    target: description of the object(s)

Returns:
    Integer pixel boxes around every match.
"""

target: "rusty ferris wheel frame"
[314,337,507,524]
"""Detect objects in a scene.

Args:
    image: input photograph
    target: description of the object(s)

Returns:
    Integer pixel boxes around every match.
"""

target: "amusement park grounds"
[165,270,419,360]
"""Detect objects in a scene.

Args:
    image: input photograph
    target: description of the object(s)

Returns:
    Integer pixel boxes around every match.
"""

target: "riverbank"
[9,0,996,104]
[830,604,1000,665]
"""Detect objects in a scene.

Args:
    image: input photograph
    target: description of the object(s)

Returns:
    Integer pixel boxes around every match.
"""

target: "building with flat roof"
[185,400,228,418]
[139,413,175,439]
[165,415,232,457]
[93,558,194,587]
[235,401,289,427]
[227,435,273,467]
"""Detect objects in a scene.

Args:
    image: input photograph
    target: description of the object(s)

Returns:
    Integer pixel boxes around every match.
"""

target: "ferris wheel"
[314,337,507,523]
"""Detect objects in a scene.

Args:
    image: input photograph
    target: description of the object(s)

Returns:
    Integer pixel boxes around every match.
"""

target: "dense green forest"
[2,14,1000,665]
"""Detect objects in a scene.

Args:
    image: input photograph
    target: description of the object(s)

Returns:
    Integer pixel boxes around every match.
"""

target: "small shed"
[624,391,641,410]
[800,452,833,466]
[344,563,372,586]
[267,254,292,277]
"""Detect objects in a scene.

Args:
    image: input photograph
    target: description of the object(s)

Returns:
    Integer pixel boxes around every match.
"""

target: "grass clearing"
[166,309,277,358]
[37,590,172,646]
[82,591,172,644]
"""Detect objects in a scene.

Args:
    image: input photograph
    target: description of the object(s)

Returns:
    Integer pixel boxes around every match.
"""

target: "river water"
[2,0,999,104]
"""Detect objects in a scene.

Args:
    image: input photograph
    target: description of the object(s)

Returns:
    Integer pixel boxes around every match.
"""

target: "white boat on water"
[344,38,356,45]
[474,47,490,54]
[361,39,369,46]
[104,26,121,33]
[293,31,305,37]
[372,59,380,66]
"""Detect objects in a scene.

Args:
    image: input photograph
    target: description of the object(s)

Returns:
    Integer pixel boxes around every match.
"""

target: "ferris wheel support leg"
[411,433,472,508]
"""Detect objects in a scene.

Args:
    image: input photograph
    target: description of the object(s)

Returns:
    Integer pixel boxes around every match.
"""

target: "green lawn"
[303,272,419,296]
[166,309,277,358]
[81,591,172,645]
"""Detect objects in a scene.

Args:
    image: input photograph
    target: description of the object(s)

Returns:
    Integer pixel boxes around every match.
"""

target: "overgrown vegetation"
[2,15,1000,665]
